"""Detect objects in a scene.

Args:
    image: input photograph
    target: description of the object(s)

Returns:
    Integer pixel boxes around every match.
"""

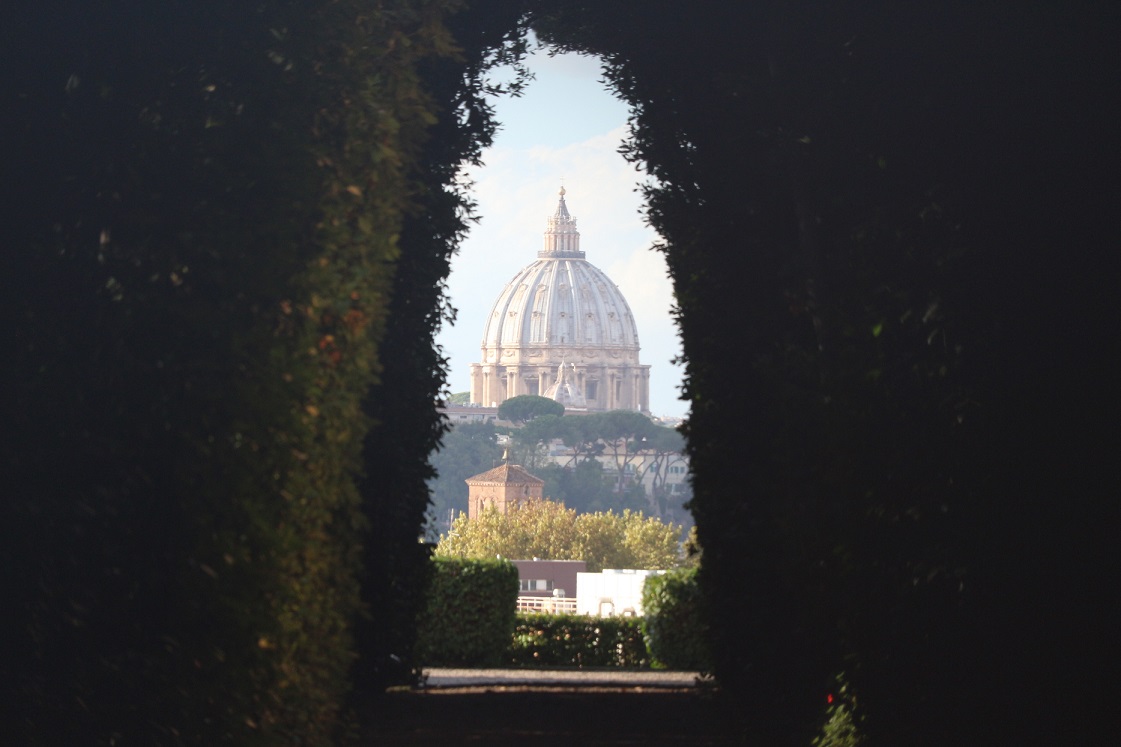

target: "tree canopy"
[497,394,566,424]
[426,421,504,537]
[436,498,683,573]
[535,460,647,515]
[427,413,688,524]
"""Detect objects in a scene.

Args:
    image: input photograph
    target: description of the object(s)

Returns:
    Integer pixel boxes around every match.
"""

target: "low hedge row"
[510,614,649,668]
[415,557,520,666]
[416,559,710,670]
[641,567,712,670]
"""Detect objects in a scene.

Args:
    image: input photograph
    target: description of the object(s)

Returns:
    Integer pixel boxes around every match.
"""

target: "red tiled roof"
[464,463,545,485]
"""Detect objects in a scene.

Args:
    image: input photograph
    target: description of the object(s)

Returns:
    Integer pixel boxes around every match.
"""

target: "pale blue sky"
[437,47,687,417]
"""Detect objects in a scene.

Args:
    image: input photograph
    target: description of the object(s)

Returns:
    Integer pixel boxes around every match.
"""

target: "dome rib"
[482,261,640,349]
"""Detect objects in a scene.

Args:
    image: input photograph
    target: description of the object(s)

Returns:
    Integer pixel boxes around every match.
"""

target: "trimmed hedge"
[3,1,470,742]
[511,614,649,668]
[642,568,712,670]
[416,557,519,666]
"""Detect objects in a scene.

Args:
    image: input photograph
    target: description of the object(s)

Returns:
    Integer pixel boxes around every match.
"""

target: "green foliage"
[1,0,477,741]
[641,569,711,671]
[436,499,683,572]
[352,0,533,694]
[530,2,990,741]
[498,394,566,424]
[812,675,864,747]
[440,499,581,562]
[352,6,534,684]
[509,413,568,467]
[536,460,624,514]
[681,525,702,569]
[510,614,649,668]
[579,509,683,573]
[618,511,685,570]
[426,422,504,538]
[415,557,520,667]
[526,6,1117,740]
[504,412,687,516]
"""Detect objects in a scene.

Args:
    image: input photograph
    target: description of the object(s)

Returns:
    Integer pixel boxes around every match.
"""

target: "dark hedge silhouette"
[528,2,1118,743]
[2,0,482,742]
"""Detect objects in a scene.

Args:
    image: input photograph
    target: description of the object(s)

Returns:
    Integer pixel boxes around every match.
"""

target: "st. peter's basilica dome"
[469,188,650,413]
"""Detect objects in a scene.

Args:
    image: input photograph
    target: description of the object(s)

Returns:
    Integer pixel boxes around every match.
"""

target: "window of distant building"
[519,579,555,592]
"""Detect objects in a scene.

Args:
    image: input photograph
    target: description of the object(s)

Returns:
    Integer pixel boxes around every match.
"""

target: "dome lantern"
[540,186,584,259]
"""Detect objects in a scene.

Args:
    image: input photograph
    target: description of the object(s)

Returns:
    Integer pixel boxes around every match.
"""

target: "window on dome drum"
[526,380,539,396]
[586,381,598,400]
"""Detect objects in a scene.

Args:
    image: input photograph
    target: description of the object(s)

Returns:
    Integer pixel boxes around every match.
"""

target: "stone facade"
[470,188,651,413]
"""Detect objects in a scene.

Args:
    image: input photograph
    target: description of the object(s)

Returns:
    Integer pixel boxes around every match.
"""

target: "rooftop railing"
[516,596,578,614]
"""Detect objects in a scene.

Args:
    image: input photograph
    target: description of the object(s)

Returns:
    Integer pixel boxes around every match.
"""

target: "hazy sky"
[437,47,687,417]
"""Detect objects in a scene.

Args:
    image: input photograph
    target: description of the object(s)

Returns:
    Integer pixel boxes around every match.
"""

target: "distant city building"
[440,403,500,426]
[511,562,665,618]
[511,559,585,599]
[464,462,544,520]
[576,569,665,617]
[470,187,651,413]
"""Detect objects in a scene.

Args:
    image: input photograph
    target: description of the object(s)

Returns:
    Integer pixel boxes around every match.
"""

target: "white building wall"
[576,569,665,617]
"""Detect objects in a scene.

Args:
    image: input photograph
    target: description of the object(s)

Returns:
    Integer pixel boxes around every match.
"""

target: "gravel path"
[422,667,704,689]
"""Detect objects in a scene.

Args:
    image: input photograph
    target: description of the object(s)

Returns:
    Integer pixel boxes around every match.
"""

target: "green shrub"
[510,614,649,668]
[813,674,865,746]
[641,568,712,670]
[416,557,519,666]
[3,1,471,741]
